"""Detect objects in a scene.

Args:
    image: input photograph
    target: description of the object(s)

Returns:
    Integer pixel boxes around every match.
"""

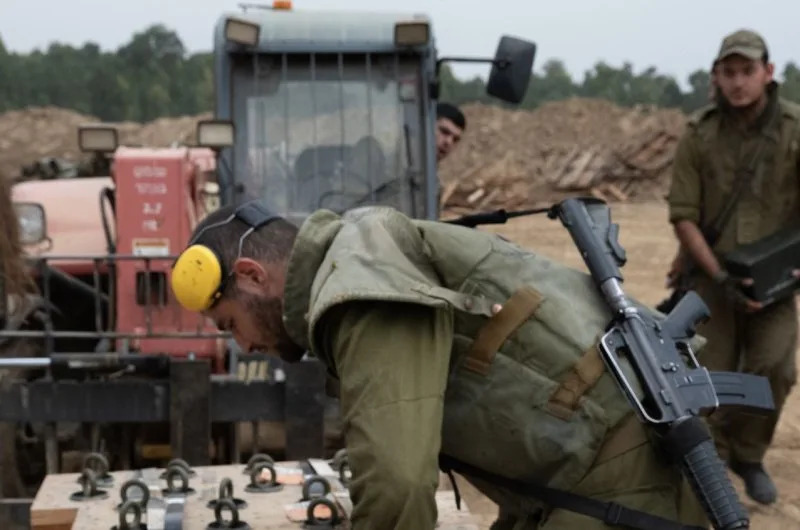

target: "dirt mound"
[0,107,94,180]
[1,99,689,207]
[0,106,211,180]
[135,113,212,147]
[438,98,688,213]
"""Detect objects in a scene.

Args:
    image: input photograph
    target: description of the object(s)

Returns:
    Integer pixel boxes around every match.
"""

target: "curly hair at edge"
[0,176,36,316]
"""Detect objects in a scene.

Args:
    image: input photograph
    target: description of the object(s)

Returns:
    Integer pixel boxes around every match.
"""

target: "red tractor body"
[11,146,226,371]
[112,147,224,368]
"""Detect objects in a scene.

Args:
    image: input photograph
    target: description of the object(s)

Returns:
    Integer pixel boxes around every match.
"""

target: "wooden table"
[30,460,479,529]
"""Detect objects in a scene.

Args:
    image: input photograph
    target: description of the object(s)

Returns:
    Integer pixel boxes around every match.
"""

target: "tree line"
[3,24,800,123]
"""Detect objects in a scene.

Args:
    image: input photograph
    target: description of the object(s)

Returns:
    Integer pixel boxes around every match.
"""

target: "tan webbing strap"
[546,343,607,420]
[593,413,651,466]
[462,286,544,376]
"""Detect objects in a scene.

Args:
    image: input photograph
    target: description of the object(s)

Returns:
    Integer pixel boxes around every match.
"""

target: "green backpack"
[299,206,703,493]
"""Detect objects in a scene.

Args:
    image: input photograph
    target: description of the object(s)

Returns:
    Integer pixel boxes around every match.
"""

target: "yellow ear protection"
[170,201,282,312]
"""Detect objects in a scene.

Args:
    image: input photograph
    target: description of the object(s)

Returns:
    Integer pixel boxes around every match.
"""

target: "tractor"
[0,2,535,525]
[2,135,231,498]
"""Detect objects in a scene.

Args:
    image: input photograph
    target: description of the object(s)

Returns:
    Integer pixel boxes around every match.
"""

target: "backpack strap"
[463,288,610,419]
[593,413,651,466]
[438,453,706,530]
[546,342,607,420]
[462,286,544,376]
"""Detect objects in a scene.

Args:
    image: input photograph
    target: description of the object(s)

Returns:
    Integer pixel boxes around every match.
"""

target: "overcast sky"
[1,0,798,90]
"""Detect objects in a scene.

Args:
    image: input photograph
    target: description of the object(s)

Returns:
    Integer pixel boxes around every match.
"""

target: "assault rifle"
[547,197,775,530]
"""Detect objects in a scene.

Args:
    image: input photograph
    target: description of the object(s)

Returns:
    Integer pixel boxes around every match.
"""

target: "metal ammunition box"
[724,225,800,305]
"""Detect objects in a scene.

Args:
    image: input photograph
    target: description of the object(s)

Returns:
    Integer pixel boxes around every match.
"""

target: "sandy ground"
[450,201,800,529]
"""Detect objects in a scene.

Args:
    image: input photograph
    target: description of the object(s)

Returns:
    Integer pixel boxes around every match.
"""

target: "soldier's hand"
[737,277,763,313]
[743,300,762,313]
[713,270,762,313]
[665,267,680,289]
[793,269,800,279]
[665,254,683,288]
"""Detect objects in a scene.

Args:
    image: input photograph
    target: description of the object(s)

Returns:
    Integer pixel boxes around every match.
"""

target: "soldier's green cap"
[716,29,768,62]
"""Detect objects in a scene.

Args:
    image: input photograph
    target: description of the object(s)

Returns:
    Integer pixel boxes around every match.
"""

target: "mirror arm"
[432,57,511,100]
[434,56,508,76]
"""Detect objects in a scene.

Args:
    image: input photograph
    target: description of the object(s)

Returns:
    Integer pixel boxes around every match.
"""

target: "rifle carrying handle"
[668,417,749,529]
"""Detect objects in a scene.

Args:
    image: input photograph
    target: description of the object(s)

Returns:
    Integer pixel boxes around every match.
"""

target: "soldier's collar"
[753,81,780,132]
[281,210,344,350]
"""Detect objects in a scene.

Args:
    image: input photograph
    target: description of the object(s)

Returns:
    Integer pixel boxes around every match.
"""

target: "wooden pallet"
[30,461,479,529]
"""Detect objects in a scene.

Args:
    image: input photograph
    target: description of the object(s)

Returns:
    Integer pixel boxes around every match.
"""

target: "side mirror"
[14,202,47,245]
[197,120,235,150]
[486,35,536,105]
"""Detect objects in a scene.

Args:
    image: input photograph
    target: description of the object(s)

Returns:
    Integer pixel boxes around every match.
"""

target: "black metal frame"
[2,253,330,445]
[13,253,232,343]
[0,252,333,526]
[0,499,30,530]
[0,358,327,461]
[0,358,329,529]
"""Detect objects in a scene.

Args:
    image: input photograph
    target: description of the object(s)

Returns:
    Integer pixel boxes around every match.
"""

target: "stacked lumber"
[438,98,688,214]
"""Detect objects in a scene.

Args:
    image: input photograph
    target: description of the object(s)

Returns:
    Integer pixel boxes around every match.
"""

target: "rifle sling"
[439,454,706,530]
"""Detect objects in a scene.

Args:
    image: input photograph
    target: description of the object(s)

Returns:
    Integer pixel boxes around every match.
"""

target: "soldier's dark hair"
[189,203,298,274]
[0,175,37,315]
[437,102,466,130]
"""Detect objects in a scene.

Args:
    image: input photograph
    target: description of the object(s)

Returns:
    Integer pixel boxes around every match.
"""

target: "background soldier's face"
[436,117,463,162]
[716,54,774,108]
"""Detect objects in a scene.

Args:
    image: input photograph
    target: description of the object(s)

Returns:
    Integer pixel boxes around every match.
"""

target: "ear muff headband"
[171,200,282,312]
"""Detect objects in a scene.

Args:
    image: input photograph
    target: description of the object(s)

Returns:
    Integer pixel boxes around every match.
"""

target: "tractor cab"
[207,2,536,224]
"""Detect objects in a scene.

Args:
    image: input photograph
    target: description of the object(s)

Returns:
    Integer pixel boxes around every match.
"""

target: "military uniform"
[667,32,800,499]
[280,206,708,529]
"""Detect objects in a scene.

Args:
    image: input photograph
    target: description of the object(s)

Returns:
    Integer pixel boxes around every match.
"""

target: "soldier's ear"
[232,258,269,294]
[765,62,775,81]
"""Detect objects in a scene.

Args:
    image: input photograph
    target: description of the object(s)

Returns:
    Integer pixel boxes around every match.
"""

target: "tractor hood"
[12,177,114,273]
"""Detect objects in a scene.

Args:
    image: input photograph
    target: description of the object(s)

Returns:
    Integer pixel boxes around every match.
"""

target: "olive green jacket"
[281,206,667,493]
[668,82,800,254]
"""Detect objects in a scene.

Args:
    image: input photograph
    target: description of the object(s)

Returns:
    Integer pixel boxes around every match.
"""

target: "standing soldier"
[667,29,800,505]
